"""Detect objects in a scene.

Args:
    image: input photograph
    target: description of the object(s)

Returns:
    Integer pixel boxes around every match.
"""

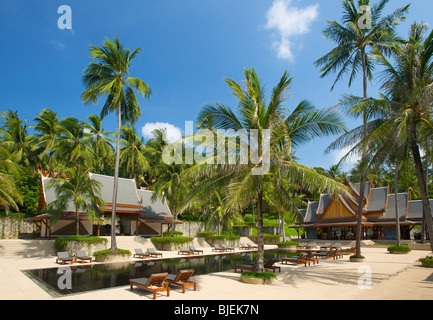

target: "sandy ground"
[0,245,432,301]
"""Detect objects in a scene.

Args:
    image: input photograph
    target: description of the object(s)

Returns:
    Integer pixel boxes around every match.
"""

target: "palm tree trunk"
[255,176,265,273]
[410,122,433,251]
[394,156,401,246]
[355,48,368,258]
[110,103,122,251]
[76,208,80,236]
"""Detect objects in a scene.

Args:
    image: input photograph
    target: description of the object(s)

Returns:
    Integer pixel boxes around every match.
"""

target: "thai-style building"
[26,171,181,239]
[295,179,433,241]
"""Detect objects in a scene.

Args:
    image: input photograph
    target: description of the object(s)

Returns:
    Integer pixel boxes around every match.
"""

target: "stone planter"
[94,252,130,263]
[240,275,276,285]
[421,262,433,268]
[349,256,366,263]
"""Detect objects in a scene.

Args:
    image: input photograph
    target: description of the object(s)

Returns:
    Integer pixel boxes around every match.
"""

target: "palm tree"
[81,37,152,251]
[55,117,94,170]
[366,23,433,250]
[45,167,105,235]
[31,109,61,175]
[0,110,38,169]
[0,145,23,213]
[184,68,346,272]
[84,114,115,174]
[120,124,149,182]
[315,0,410,258]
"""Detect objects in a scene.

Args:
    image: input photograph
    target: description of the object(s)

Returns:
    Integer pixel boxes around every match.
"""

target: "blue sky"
[1,0,432,172]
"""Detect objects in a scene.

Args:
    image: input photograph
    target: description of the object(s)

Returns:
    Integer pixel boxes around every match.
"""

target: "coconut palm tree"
[120,124,149,182]
[81,37,152,251]
[55,117,94,170]
[315,0,410,258]
[366,23,433,250]
[45,167,105,235]
[0,145,23,213]
[84,114,115,174]
[0,110,38,169]
[31,109,61,175]
[183,68,346,272]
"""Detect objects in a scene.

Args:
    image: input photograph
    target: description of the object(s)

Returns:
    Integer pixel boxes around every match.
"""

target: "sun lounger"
[134,249,150,259]
[56,252,74,265]
[313,248,340,260]
[166,269,196,293]
[339,247,356,255]
[281,253,310,267]
[239,243,250,250]
[178,246,195,255]
[221,244,235,252]
[75,250,92,263]
[212,244,227,252]
[264,258,281,273]
[320,243,332,250]
[305,252,319,265]
[332,243,342,249]
[189,245,203,255]
[147,248,163,258]
[247,243,258,249]
[305,242,317,249]
[129,273,169,299]
[296,242,307,249]
[234,262,257,273]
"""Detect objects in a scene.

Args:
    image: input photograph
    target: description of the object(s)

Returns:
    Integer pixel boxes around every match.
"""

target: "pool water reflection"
[23,250,299,296]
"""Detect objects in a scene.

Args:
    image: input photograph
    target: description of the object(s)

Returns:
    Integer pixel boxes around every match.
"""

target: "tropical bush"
[93,248,131,259]
[241,271,277,281]
[54,236,108,251]
[418,256,433,267]
[277,241,299,247]
[387,245,411,254]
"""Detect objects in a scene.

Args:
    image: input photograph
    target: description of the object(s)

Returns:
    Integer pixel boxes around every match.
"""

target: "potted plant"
[418,256,433,268]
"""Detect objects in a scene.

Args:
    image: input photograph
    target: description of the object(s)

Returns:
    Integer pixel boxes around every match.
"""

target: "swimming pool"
[23,250,298,297]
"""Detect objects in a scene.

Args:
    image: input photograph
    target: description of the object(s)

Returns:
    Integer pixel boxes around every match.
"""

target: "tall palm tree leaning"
[366,23,433,251]
[81,37,152,251]
[315,0,410,258]
[182,68,347,272]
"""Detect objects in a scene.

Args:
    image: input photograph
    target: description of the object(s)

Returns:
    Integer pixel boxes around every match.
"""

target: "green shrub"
[162,230,183,236]
[93,249,131,259]
[418,256,433,267]
[241,271,277,281]
[151,236,194,245]
[197,231,218,237]
[277,241,299,247]
[54,236,108,251]
[387,245,411,253]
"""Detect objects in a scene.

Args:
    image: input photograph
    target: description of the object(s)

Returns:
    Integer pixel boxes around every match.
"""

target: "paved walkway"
[0,245,432,300]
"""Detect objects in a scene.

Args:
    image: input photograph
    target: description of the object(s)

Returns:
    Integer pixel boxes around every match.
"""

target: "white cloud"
[264,0,319,61]
[332,145,361,166]
[141,122,182,143]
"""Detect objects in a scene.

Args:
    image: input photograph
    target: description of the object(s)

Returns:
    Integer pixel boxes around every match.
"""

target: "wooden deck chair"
[212,244,226,252]
[133,249,150,259]
[234,262,257,273]
[281,253,310,267]
[147,248,163,258]
[221,244,235,252]
[178,246,195,255]
[129,273,169,299]
[166,269,196,293]
[56,252,74,265]
[75,250,92,263]
[264,258,281,273]
[189,245,203,255]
